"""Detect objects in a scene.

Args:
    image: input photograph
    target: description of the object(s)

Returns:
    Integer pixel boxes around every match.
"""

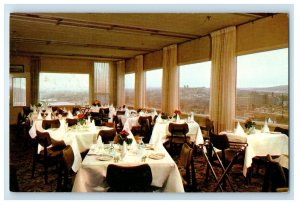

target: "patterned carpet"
[9,125,265,192]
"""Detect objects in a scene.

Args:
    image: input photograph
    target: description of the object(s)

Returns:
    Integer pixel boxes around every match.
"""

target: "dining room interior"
[6,8,291,197]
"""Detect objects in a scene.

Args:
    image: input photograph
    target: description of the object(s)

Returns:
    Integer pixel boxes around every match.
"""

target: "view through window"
[236,48,288,125]
[13,77,26,106]
[39,73,89,106]
[125,73,135,107]
[145,69,162,110]
[94,62,110,105]
[179,61,211,115]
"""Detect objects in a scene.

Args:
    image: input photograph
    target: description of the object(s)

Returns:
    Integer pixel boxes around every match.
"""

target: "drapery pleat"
[134,55,145,109]
[30,56,41,105]
[209,26,237,133]
[162,44,179,115]
[109,62,117,106]
[116,60,125,107]
[94,62,110,104]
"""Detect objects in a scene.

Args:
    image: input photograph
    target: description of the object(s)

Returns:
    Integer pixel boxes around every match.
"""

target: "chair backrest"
[98,128,117,144]
[116,110,125,115]
[100,108,110,115]
[23,106,32,116]
[36,130,52,148]
[138,116,152,127]
[62,145,74,173]
[178,143,193,169]
[42,119,60,130]
[274,127,289,137]
[263,154,288,192]
[209,131,230,150]
[168,123,189,135]
[205,118,214,133]
[106,164,153,192]
[66,118,78,126]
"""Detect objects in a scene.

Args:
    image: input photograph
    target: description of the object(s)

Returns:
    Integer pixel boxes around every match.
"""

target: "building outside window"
[125,73,135,107]
[236,48,288,125]
[179,61,211,115]
[145,69,162,110]
[39,73,89,106]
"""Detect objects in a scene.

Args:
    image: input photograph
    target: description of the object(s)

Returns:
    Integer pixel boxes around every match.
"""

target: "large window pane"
[94,62,110,104]
[145,69,162,110]
[125,73,135,107]
[13,78,26,106]
[179,61,211,115]
[236,48,288,125]
[39,73,89,106]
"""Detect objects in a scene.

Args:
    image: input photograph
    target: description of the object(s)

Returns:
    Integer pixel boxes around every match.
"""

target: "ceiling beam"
[11,13,201,40]
[11,36,156,52]
[10,50,126,61]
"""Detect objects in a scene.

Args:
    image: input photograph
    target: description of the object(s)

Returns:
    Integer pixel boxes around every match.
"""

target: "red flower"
[120,130,129,136]
[77,113,85,119]
[174,110,182,115]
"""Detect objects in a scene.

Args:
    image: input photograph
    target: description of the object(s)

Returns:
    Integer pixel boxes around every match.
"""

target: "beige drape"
[30,56,41,105]
[109,62,117,106]
[134,55,145,109]
[116,60,125,107]
[94,62,110,104]
[162,44,179,115]
[209,26,237,133]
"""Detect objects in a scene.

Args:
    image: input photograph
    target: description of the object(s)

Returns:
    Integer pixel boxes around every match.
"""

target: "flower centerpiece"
[173,109,182,118]
[244,118,256,134]
[118,130,133,145]
[77,113,86,125]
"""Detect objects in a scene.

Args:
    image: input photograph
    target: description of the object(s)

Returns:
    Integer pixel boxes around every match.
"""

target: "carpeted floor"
[9,125,265,192]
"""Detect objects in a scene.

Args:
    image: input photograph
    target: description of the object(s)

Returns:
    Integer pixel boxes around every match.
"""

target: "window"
[236,48,288,125]
[125,73,135,107]
[145,69,162,110]
[39,73,89,106]
[13,78,26,106]
[179,61,211,115]
[94,62,110,104]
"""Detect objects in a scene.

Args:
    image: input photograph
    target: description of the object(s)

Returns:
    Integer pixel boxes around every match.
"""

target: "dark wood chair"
[132,116,152,143]
[100,108,110,124]
[106,164,159,192]
[201,118,215,140]
[203,132,247,191]
[98,128,117,144]
[42,119,60,130]
[167,122,189,155]
[177,143,196,191]
[57,145,75,192]
[114,111,126,133]
[274,126,289,137]
[66,118,78,126]
[32,130,66,184]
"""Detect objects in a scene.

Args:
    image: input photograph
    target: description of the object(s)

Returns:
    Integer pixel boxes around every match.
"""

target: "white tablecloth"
[149,120,204,146]
[224,131,289,176]
[72,145,184,192]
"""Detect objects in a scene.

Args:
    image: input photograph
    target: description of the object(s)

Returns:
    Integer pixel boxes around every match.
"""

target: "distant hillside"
[238,85,288,93]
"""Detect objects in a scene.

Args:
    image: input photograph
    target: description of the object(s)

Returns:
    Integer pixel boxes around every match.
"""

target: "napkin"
[37,112,43,120]
[261,120,270,133]
[67,110,74,119]
[234,122,245,136]
[157,114,162,123]
[190,112,194,121]
[45,113,52,120]
[176,114,180,122]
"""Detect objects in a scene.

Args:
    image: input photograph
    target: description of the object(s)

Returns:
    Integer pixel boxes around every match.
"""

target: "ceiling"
[10,13,275,62]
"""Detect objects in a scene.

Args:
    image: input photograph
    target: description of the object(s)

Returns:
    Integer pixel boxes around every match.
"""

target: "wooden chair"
[201,118,214,140]
[274,126,289,137]
[203,132,247,191]
[97,128,117,144]
[66,118,78,126]
[100,108,110,124]
[57,145,75,192]
[177,143,196,191]
[106,164,159,192]
[114,111,125,133]
[262,154,288,192]
[42,119,60,130]
[167,122,189,155]
[32,130,66,184]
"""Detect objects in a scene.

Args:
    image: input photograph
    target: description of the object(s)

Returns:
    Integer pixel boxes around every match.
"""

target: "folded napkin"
[67,111,74,119]
[37,112,43,120]
[176,114,180,122]
[261,120,270,133]
[157,114,162,123]
[234,122,245,136]
[45,113,52,120]
[190,112,194,121]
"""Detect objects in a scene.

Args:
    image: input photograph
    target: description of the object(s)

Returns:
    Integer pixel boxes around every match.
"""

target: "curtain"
[162,44,179,115]
[109,62,117,106]
[30,56,41,105]
[94,62,110,104]
[209,26,237,133]
[116,60,125,107]
[134,55,145,109]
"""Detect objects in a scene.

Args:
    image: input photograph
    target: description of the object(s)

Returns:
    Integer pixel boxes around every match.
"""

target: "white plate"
[148,153,165,160]
[96,155,113,161]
